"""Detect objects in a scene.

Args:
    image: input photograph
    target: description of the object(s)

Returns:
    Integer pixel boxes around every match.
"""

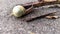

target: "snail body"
[12,5,26,17]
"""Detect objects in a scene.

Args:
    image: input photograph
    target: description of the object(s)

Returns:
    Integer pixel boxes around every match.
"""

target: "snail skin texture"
[12,5,25,17]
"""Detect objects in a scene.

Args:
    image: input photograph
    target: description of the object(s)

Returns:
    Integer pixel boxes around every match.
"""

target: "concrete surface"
[0,0,60,34]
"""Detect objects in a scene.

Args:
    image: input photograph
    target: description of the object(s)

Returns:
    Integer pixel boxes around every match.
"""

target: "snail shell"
[12,5,26,17]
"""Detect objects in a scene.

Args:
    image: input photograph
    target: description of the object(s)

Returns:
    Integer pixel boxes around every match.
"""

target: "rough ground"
[0,0,60,34]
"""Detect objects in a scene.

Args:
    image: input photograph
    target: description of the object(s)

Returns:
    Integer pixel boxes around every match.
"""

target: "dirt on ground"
[0,0,60,34]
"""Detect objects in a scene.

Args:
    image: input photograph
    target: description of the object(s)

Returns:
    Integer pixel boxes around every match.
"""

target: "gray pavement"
[0,0,60,34]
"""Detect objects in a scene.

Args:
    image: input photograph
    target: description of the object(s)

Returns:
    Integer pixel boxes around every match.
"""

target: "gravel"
[0,0,60,34]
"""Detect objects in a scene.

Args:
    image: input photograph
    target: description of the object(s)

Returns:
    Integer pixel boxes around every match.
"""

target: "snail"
[12,5,26,17]
[11,5,33,17]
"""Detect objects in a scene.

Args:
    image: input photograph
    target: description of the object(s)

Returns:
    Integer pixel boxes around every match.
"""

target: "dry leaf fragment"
[28,31,35,34]
[58,0,60,1]
[44,0,57,2]
[30,32,35,34]
[46,16,59,19]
